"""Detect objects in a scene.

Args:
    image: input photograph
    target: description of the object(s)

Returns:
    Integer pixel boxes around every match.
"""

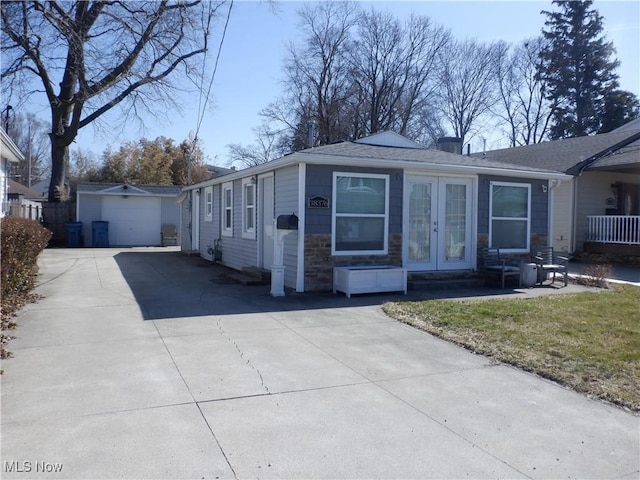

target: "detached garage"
[77,183,182,247]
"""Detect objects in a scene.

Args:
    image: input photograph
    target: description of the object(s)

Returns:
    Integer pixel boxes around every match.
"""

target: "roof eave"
[1,129,25,163]
[181,150,571,192]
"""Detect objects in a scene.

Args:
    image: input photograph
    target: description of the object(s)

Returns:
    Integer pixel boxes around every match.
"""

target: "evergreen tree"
[598,90,640,133]
[539,0,620,139]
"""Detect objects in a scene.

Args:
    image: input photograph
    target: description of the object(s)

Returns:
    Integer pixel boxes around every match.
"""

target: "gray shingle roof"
[298,141,561,174]
[475,130,640,173]
[588,138,640,170]
[77,183,183,195]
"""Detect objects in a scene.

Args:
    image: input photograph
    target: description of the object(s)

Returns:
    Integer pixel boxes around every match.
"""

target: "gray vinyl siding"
[477,174,549,237]
[305,164,403,235]
[216,177,258,270]
[275,165,300,289]
[199,187,217,260]
[77,194,101,246]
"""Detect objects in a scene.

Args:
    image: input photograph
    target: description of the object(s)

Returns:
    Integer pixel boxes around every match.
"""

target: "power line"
[193,0,234,146]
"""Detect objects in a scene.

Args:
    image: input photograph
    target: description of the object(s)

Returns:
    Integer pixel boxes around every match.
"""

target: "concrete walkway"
[1,248,638,479]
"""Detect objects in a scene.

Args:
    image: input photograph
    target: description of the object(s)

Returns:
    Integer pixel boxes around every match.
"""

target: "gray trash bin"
[520,262,537,287]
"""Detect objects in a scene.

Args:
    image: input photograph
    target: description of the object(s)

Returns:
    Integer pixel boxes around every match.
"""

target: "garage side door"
[102,196,162,246]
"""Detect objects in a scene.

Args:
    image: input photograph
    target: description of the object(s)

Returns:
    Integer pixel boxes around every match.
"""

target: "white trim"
[257,172,275,269]
[241,177,256,239]
[204,186,213,222]
[489,181,531,253]
[331,172,389,256]
[296,163,306,292]
[0,129,24,163]
[222,181,233,237]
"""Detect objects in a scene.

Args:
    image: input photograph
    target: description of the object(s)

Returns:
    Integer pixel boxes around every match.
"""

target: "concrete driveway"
[1,248,638,479]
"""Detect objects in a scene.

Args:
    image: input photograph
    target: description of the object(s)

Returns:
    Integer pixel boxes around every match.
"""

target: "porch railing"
[587,215,640,244]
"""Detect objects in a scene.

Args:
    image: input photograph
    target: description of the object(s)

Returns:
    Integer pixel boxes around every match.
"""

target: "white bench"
[333,266,408,298]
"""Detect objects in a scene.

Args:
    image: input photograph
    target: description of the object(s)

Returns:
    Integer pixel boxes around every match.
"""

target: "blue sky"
[71,0,640,165]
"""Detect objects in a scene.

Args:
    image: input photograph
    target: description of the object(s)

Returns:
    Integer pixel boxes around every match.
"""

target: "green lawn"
[383,284,640,412]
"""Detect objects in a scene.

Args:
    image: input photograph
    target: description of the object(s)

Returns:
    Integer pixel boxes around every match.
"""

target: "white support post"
[271,219,294,297]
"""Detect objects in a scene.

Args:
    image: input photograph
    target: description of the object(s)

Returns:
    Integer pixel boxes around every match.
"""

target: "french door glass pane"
[408,183,431,262]
[445,184,466,261]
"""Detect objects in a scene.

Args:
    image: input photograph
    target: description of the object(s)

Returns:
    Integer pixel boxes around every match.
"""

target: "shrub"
[1,217,52,364]
[1,217,52,298]
[575,263,613,288]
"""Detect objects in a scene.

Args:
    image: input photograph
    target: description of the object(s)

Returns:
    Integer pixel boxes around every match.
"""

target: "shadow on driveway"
[113,250,535,320]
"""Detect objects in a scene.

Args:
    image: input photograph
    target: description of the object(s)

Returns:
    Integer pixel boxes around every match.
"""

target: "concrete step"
[408,276,485,290]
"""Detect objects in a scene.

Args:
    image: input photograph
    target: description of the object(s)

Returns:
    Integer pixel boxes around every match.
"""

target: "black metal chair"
[534,246,569,286]
[482,247,521,289]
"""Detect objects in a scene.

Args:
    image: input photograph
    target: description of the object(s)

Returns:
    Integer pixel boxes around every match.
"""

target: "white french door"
[404,175,473,271]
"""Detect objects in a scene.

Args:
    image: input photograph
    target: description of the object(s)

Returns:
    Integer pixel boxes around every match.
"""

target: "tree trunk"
[48,134,70,202]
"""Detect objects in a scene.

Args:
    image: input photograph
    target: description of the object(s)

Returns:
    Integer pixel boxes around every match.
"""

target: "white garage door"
[102,196,162,246]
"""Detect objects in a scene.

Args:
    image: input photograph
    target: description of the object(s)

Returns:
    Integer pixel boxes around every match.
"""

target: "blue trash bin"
[92,221,109,247]
[65,222,83,247]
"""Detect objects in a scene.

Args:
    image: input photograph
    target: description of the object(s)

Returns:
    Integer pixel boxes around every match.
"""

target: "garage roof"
[77,183,183,196]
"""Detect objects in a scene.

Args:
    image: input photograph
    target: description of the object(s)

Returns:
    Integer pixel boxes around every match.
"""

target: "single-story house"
[479,126,640,256]
[76,183,182,246]
[1,129,23,218]
[180,131,570,293]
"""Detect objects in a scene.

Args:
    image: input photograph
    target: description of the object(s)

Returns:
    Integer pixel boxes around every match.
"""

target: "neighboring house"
[181,131,569,293]
[1,129,24,217]
[7,178,45,220]
[480,127,640,256]
[76,183,182,247]
[30,178,50,200]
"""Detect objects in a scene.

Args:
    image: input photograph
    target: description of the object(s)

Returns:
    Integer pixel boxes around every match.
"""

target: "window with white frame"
[222,182,233,237]
[489,181,531,252]
[332,172,389,255]
[205,186,213,221]
[242,178,256,239]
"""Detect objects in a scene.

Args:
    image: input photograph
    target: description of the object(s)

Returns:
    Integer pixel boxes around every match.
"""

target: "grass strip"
[383,284,640,412]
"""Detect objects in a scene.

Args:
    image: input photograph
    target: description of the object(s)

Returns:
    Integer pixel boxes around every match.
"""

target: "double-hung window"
[332,172,389,255]
[204,186,213,222]
[242,178,256,239]
[222,182,233,237]
[489,181,531,252]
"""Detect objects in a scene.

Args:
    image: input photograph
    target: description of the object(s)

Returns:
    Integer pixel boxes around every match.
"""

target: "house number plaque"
[307,195,329,209]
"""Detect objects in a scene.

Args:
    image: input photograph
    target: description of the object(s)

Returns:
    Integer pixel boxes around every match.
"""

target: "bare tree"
[437,39,502,149]
[495,38,553,146]
[227,124,289,168]
[1,1,225,202]
[351,10,450,138]
[275,1,359,150]
[258,4,451,153]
